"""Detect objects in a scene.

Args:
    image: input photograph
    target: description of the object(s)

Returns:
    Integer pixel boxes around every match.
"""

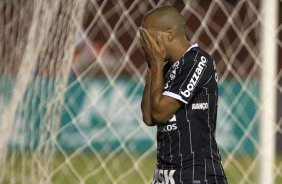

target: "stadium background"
[0,0,281,184]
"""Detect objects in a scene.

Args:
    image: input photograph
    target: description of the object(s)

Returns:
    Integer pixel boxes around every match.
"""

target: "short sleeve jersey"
[156,43,226,180]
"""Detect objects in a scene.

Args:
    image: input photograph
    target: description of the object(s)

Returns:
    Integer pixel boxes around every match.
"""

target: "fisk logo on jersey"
[152,169,175,184]
[180,56,207,98]
[192,103,208,110]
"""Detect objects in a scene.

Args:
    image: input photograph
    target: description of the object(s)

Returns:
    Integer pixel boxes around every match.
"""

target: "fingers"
[139,28,150,50]
[139,27,166,62]
[142,28,158,50]
[139,30,149,60]
[156,35,161,47]
[139,34,145,50]
[157,34,165,52]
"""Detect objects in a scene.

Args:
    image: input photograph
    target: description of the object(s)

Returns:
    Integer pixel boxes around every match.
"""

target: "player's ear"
[165,28,174,42]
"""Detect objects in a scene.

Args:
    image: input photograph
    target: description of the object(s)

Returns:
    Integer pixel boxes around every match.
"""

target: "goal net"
[0,0,281,184]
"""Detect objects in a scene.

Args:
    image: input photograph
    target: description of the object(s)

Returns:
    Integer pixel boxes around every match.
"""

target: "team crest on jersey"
[169,115,176,122]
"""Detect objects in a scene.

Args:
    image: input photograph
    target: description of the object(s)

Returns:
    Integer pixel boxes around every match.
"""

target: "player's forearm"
[150,62,166,123]
[141,69,154,126]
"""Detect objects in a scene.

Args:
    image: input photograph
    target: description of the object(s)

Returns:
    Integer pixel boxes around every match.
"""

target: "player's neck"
[169,38,189,64]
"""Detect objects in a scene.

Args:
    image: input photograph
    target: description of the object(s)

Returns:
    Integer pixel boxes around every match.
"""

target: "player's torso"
[156,47,221,169]
[154,46,227,183]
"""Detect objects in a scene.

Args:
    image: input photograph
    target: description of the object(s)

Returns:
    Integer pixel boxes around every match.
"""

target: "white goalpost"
[0,0,281,184]
[260,0,278,184]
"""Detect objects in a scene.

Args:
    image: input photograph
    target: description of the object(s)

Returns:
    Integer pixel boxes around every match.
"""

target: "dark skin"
[140,6,189,125]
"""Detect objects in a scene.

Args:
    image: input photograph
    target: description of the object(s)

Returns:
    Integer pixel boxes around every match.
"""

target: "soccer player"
[140,6,228,184]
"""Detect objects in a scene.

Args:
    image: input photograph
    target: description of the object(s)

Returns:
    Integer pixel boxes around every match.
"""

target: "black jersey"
[152,43,227,184]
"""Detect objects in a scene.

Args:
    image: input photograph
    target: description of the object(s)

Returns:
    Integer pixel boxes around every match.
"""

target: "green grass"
[2,153,282,184]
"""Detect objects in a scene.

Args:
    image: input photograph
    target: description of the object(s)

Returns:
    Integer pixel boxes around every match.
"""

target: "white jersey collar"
[171,43,198,68]
[187,43,199,52]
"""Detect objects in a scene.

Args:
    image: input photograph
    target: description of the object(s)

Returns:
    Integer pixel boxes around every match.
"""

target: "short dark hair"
[142,6,185,37]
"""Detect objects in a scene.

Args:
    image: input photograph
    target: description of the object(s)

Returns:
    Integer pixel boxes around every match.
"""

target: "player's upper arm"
[163,49,210,105]
[151,95,181,124]
[152,49,211,124]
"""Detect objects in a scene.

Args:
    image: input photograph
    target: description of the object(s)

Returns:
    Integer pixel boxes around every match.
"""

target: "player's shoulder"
[182,44,213,68]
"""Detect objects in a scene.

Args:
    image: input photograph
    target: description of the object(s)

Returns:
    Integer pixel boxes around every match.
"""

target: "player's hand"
[139,28,152,67]
[141,46,152,68]
[139,27,166,67]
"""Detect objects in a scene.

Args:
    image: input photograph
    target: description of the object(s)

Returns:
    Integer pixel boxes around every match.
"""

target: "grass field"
[2,153,282,184]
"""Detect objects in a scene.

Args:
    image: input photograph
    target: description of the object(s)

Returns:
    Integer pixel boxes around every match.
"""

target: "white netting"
[0,0,86,183]
[0,0,281,184]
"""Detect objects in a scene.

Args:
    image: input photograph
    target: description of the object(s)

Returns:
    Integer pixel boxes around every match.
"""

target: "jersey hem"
[162,91,188,104]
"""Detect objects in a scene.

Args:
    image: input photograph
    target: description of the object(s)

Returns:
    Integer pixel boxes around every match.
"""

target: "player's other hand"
[139,27,166,67]
[141,45,152,68]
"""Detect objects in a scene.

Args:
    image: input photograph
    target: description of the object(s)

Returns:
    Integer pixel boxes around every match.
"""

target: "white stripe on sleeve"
[162,91,188,104]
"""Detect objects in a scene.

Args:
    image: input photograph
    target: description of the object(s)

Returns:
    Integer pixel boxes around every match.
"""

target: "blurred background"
[0,0,281,184]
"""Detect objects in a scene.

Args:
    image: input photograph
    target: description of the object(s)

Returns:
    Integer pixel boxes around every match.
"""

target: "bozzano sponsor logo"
[181,56,207,98]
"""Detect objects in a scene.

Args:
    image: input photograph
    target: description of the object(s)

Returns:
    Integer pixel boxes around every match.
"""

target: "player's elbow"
[141,107,154,126]
[142,116,154,126]
[151,111,167,124]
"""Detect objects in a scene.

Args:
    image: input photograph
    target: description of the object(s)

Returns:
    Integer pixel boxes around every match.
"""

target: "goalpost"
[260,0,278,184]
[0,0,281,184]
